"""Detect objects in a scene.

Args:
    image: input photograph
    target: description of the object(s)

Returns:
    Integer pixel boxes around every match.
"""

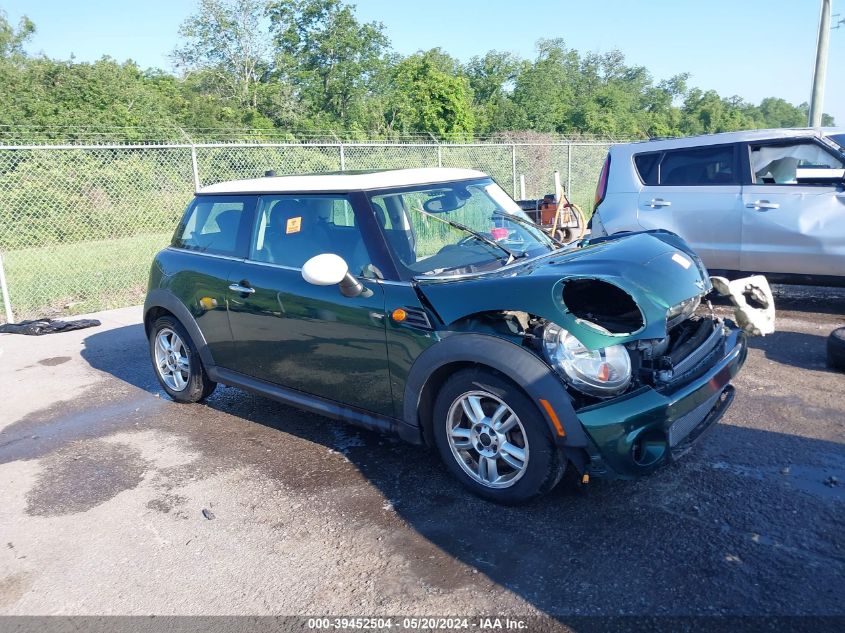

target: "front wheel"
[149,315,217,403]
[432,368,565,504]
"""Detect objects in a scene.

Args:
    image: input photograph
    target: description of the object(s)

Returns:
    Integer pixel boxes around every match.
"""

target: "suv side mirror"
[302,253,368,298]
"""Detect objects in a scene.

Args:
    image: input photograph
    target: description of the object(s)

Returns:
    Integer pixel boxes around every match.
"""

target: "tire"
[827,328,845,372]
[432,368,565,504]
[149,315,217,403]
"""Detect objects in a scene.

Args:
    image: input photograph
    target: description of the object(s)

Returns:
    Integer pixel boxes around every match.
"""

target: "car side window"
[634,152,660,185]
[658,145,737,186]
[173,196,251,256]
[250,195,372,276]
[749,142,844,184]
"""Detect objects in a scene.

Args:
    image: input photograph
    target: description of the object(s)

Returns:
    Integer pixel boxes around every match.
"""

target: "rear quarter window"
[173,196,254,256]
[634,153,660,185]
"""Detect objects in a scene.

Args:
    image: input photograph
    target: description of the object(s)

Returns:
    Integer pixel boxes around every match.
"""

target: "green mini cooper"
[145,168,753,503]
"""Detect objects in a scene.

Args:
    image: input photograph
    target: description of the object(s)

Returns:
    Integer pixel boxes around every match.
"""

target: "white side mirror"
[302,253,349,286]
[302,253,369,298]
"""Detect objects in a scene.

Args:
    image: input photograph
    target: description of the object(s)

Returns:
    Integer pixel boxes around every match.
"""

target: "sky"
[3,0,843,124]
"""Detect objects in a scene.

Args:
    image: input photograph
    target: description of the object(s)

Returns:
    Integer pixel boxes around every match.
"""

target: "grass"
[1,232,172,322]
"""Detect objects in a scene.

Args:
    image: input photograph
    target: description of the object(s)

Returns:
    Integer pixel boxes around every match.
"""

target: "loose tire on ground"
[827,328,845,372]
[432,367,565,504]
[149,315,217,403]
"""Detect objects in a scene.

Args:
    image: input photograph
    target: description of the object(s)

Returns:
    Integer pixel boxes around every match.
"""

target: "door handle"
[746,200,780,210]
[228,283,255,295]
[646,198,672,208]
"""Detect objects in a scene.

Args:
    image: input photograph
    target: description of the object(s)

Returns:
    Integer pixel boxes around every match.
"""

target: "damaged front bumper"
[576,324,747,479]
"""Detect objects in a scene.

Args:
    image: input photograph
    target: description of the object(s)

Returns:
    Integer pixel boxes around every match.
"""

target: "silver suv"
[590,128,845,285]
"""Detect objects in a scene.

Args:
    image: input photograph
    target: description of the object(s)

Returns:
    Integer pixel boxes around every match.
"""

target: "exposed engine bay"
[450,274,774,407]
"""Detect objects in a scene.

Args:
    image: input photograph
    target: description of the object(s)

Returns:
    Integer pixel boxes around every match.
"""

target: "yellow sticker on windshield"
[286,217,302,234]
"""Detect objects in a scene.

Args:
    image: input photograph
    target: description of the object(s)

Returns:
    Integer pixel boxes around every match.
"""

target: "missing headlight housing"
[542,323,632,397]
[666,295,702,330]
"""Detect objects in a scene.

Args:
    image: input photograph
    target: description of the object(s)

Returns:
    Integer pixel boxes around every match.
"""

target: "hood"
[416,230,710,350]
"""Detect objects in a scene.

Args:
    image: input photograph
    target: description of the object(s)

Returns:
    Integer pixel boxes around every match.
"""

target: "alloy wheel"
[445,390,529,488]
[154,327,191,391]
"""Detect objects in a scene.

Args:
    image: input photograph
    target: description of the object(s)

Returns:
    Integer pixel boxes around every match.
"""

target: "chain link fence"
[0,140,613,323]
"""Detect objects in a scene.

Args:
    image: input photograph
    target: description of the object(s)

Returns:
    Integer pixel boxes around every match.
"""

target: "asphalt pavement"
[0,286,843,620]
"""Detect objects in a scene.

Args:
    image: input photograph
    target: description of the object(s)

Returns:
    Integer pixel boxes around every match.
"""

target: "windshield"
[367,178,555,277]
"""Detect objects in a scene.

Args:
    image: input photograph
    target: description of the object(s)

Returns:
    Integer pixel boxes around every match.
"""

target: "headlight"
[542,323,632,397]
[666,295,701,329]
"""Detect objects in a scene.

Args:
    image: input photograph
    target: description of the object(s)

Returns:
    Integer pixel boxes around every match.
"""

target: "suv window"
[173,196,252,256]
[634,153,660,185]
[749,141,844,184]
[250,195,372,275]
[659,145,737,186]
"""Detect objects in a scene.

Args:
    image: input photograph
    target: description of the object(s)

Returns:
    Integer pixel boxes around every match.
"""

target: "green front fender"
[403,332,590,447]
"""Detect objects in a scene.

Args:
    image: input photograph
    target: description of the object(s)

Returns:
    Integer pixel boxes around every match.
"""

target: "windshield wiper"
[489,210,564,248]
[414,207,517,263]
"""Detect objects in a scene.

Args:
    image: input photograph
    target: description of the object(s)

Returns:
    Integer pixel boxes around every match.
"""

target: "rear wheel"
[432,368,565,504]
[827,327,845,372]
[149,315,216,403]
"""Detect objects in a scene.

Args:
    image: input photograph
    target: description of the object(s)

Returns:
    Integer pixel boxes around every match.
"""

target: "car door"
[635,144,743,272]
[225,193,394,416]
[740,139,845,277]
[168,194,256,367]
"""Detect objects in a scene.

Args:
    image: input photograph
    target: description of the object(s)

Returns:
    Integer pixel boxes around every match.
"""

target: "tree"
[679,89,757,135]
[385,50,474,139]
[172,0,272,110]
[267,0,389,126]
[0,9,34,60]
[754,98,807,128]
[465,51,524,135]
[511,39,580,133]
[0,3,837,142]
[2,57,188,141]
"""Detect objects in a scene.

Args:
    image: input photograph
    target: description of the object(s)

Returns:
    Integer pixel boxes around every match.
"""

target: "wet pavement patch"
[146,492,189,517]
[37,356,71,367]
[25,439,148,516]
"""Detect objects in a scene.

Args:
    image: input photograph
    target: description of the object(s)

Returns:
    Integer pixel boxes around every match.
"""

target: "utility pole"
[808,0,831,127]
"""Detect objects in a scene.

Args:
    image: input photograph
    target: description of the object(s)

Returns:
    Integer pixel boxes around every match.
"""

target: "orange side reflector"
[391,308,407,322]
[539,398,566,437]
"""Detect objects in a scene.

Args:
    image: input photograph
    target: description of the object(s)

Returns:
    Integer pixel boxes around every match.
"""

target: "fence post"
[190,145,201,192]
[339,143,346,171]
[0,252,13,324]
[427,133,442,167]
[566,143,572,196]
[511,145,517,197]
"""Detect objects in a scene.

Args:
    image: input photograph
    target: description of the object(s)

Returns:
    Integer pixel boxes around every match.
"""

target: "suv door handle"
[228,283,255,295]
[646,198,671,208]
[746,200,780,210]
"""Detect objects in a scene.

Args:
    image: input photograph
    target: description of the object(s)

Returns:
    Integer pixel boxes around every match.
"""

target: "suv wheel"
[827,327,845,372]
[433,368,565,504]
[149,315,216,403]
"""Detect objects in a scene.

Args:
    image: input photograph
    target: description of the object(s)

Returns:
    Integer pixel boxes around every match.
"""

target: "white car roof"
[199,167,489,194]
[614,127,844,153]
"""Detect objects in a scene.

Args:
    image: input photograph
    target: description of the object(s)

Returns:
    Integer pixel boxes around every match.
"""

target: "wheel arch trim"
[403,333,588,447]
[143,289,215,369]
